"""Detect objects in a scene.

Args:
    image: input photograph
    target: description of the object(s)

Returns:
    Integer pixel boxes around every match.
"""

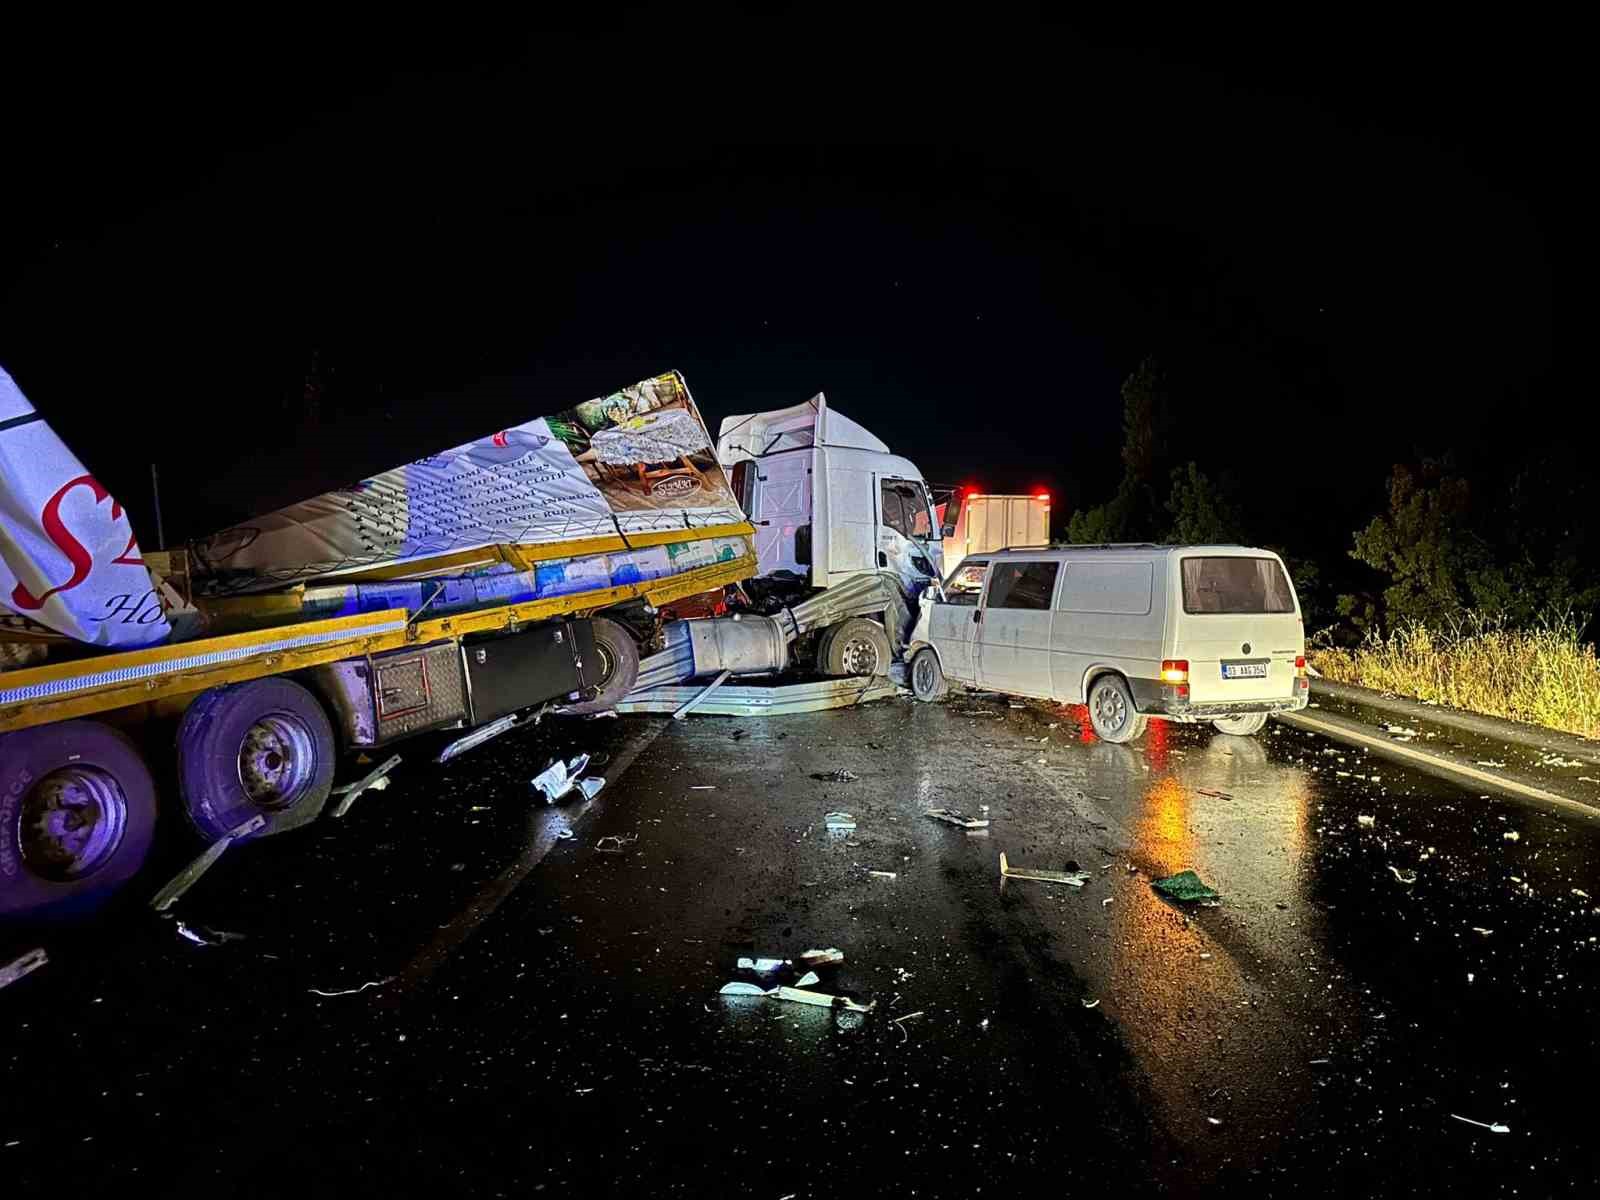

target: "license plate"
[1221,661,1269,679]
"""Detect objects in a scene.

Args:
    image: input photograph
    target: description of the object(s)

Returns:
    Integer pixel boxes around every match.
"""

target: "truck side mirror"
[940,497,960,539]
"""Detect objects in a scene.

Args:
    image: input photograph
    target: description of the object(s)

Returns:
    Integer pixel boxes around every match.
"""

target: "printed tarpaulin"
[0,365,171,647]
[191,371,747,592]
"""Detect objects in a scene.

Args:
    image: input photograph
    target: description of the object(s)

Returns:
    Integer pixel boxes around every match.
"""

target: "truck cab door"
[877,477,942,593]
[735,453,812,577]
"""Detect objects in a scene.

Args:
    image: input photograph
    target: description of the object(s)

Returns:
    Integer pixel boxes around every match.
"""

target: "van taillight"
[1160,660,1189,684]
[1295,655,1306,676]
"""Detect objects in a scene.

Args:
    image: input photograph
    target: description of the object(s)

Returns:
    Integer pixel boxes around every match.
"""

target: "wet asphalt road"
[3,695,1599,1197]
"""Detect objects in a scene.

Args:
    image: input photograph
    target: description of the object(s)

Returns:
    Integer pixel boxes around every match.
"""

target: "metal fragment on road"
[150,813,267,912]
[824,811,857,832]
[812,769,859,783]
[436,709,540,763]
[1196,789,1234,800]
[925,808,989,830]
[309,976,395,997]
[1503,831,1520,841]
[737,957,788,973]
[1388,866,1418,884]
[1357,815,1376,828]
[1082,999,1100,1009]
[0,948,47,992]
[1449,1114,1510,1134]
[331,753,402,818]
[799,948,845,966]
[771,985,874,1013]
[594,833,638,854]
[532,754,593,803]
[868,869,898,880]
[173,920,246,947]
[999,851,1090,886]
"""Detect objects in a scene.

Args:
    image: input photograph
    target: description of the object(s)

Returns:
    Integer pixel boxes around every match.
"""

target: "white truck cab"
[717,395,943,598]
[907,543,1309,740]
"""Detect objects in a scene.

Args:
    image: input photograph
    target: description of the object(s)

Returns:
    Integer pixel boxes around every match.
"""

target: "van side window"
[986,561,1059,610]
[1181,556,1295,614]
[943,561,988,606]
[1057,561,1152,615]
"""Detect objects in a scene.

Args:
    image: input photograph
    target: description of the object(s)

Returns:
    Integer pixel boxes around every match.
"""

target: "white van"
[906,544,1309,740]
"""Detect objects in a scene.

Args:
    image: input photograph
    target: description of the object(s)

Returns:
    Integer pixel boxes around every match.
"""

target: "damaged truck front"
[0,370,756,921]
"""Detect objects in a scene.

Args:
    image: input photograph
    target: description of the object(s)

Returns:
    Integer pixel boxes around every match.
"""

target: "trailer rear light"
[1036,491,1051,501]
[1160,660,1189,684]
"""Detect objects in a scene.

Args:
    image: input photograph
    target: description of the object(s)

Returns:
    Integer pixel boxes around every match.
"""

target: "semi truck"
[0,373,942,922]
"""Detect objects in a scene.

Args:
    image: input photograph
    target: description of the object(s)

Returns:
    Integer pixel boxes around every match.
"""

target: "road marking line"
[1277,711,1600,822]
[384,719,671,999]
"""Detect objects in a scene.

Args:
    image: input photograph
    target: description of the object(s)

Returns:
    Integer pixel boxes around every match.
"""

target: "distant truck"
[937,491,1051,565]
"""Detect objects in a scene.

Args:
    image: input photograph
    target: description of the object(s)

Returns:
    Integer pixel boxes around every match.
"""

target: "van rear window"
[1181,557,1295,614]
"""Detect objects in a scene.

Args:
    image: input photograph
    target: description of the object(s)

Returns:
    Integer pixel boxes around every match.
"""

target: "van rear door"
[1174,554,1303,704]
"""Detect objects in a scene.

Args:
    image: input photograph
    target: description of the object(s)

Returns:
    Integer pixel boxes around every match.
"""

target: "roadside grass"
[1311,612,1600,739]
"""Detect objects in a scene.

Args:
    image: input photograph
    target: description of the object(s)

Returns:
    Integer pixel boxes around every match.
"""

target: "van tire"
[820,618,892,678]
[564,618,641,715]
[910,648,948,702]
[1087,674,1148,744]
[1212,712,1269,737]
[177,678,336,842]
[0,721,159,919]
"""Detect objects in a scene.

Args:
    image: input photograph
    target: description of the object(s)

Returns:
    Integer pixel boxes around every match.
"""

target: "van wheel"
[1087,675,1148,744]
[177,678,335,842]
[910,648,948,702]
[820,618,892,678]
[1212,712,1268,737]
[0,721,159,919]
[564,618,641,715]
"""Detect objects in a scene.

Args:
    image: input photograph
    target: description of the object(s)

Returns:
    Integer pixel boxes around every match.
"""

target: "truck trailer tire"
[1086,674,1149,744]
[563,618,641,715]
[819,618,892,678]
[910,648,948,702]
[0,721,159,919]
[177,678,335,842]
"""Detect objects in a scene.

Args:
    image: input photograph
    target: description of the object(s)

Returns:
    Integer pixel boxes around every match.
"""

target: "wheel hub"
[238,713,317,810]
[839,637,879,676]
[914,656,933,692]
[1093,686,1126,731]
[18,765,129,881]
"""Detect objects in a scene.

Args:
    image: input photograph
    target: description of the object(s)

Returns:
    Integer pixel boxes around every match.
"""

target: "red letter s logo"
[10,474,123,611]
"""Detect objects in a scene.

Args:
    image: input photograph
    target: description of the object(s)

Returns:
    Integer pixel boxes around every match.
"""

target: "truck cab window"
[881,480,932,539]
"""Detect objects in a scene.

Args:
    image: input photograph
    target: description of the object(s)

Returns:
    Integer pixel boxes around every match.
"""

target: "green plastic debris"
[1152,870,1221,903]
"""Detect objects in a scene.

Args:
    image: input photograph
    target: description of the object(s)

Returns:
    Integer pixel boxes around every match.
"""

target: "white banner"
[0,366,171,647]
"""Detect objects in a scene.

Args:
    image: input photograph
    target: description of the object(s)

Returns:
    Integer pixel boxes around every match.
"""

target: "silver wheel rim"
[839,636,880,676]
[914,654,935,694]
[1092,684,1127,734]
[237,713,318,811]
[19,765,129,881]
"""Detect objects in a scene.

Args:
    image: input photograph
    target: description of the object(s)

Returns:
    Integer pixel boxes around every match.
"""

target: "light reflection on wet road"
[2,695,1596,1197]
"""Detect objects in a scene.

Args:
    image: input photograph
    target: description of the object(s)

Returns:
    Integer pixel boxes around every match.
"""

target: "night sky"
[0,13,1569,578]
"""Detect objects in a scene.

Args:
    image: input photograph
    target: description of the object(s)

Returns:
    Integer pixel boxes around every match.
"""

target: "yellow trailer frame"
[0,550,756,734]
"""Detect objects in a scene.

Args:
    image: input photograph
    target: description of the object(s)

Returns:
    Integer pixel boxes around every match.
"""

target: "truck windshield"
[1181,556,1295,614]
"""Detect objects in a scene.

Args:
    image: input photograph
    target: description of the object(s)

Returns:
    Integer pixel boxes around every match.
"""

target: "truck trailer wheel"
[910,648,948,702]
[564,618,641,715]
[819,618,892,678]
[177,678,335,842]
[1086,674,1148,744]
[1212,712,1268,737]
[0,721,159,919]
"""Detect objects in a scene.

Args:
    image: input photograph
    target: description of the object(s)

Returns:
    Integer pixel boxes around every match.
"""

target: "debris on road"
[1196,789,1234,800]
[1152,870,1222,903]
[868,869,898,880]
[173,920,247,947]
[812,769,859,783]
[532,754,602,803]
[999,852,1091,886]
[1449,1114,1510,1134]
[1503,831,1521,842]
[150,813,267,912]
[1082,998,1100,1009]
[0,948,47,992]
[772,985,874,1013]
[1475,760,1508,769]
[554,828,576,840]
[437,710,540,764]
[1357,815,1376,828]
[825,811,857,832]
[799,948,846,966]
[1472,927,1494,936]
[718,981,768,996]
[796,971,821,987]
[1388,866,1418,884]
[594,834,638,854]
[737,957,788,973]
[309,976,396,998]
[925,808,990,830]
[331,753,402,818]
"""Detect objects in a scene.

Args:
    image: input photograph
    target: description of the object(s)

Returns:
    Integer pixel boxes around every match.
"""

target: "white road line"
[1277,711,1600,822]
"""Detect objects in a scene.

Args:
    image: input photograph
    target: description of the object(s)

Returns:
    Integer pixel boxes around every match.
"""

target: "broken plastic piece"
[738,957,789,973]
[532,753,594,803]
[771,985,874,1013]
[576,776,606,800]
[150,813,267,912]
[1082,998,1100,1009]
[594,834,638,854]
[925,808,990,830]
[812,769,859,783]
[309,976,395,998]
[719,981,769,996]
[1503,831,1521,842]
[799,948,845,966]
[1151,870,1222,903]
[1388,866,1418,884]
[796,970,821,987]
[0,947,47,992]
[1449,1114,1510,1134]
[1357,815,1376,828]
[824,811,857,832]
[173,920,246,947]
[868,869,898,880]
[999,852,1090,886]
